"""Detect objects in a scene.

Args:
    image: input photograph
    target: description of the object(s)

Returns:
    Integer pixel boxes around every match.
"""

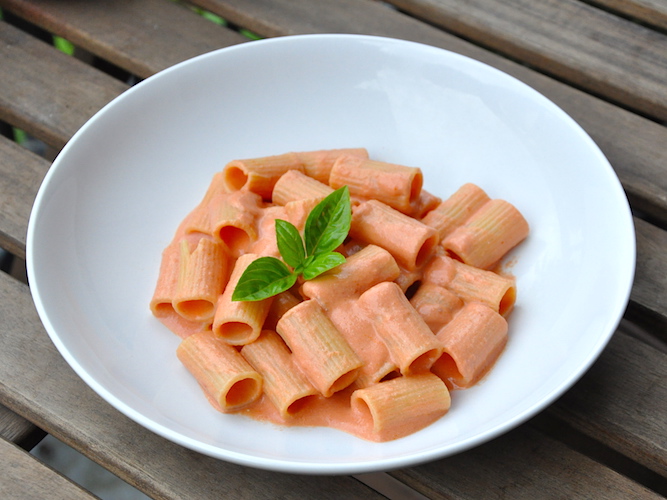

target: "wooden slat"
[384,0,667,121]
[1,437,99,500]
[0,136,49,260]
[587,0,667,31]
[551,325,667,477]
[188,0,667,225]
[0,0,247,79]
[0,20,127,150]
[631,218,667,336]
[388,425,663,499]
[0,272,384,498]
[0,268,659,500]
[0,404,45,450]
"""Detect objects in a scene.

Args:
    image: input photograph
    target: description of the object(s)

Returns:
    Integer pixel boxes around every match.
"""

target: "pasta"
[276,299,362,397]
[212,253,274,345]
[150,148,529,442]
[176,329,263,412]
[241,330,318,418]
[431,302,508,389]
[350,200,439,271]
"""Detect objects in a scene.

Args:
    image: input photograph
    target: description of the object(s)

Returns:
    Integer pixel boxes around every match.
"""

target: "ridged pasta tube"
[442,198,529,269]
[277,300,362,397]
[431,302,508,389]
[177,330,263,412]
[241,330,318,418]
[358,282,443,375]
[213,253,274,345]
[351,373,450,441]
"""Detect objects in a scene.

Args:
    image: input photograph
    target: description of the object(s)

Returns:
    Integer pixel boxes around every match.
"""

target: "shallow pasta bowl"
[26,34,635,474]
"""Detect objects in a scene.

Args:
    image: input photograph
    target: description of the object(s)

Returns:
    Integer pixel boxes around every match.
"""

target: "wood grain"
[552,325,667,477]
[0,136,50,260]
[0,0,247,79]
[631,217,667,337]
[586,0,667,31]
[1,437,98,499]
[3,0,667,223]
[390,425,663,499]
[384,0,667,121]
[0,404,45,449]
[0,20,127,150]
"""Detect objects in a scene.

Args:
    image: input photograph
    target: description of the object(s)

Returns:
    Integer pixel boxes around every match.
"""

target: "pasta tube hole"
[431,353,462,390]
[224,165,248,191]
[217,321,254,344]
[286,395,317,415]
[351,394,374,423]
[416,234,438,268]
[176,299,214,321]
[408,348,442,374]
[225,377,261,409]
[410,172,423,204]
[329,368,360,396]
[499,286,516,316]
[152,302,174,317]
[218,225,250,252]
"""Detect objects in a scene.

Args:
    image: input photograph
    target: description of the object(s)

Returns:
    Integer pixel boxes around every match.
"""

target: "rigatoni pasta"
[442,198,529,269]
[329,155,422,213]
[241,330,318,418]
[276,299,362,397]
[176,330,263,412]
[150,147,529,442]
[350,200,439,271]
[431,302,508,389]
[212,253,274,345]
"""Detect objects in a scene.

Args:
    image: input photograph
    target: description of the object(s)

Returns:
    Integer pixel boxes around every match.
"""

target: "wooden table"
[1,1,666,498]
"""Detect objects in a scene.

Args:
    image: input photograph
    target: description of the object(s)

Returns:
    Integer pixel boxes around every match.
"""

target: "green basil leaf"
[232,256,297,301]
[275,219,305,270]
[304,186,351,257]
[302,251,346,280]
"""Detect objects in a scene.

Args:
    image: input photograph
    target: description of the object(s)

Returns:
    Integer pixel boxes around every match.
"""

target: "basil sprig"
[232,186,351,301]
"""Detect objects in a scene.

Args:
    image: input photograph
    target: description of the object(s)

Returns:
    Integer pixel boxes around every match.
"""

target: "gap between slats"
[579,0,667,32]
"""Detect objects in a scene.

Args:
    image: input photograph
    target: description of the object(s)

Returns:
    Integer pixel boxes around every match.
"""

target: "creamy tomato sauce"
[150,150,528,442]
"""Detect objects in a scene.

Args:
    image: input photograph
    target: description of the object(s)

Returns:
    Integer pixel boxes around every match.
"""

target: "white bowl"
[27,34,635,474]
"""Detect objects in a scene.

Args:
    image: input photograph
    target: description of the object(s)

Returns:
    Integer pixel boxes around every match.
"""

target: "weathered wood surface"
[0,136,49,260]
[390,424,663,500]
[551,326,667,477]
[0,404,45,450]
[0,0,666,497]
[0,0,247,79]
[384,0,667,121]
[0,20,126,150]
[588,0,667,31]
[1,437,99,499]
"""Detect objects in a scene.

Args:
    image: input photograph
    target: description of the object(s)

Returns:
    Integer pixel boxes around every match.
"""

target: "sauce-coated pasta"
[150,148,529,442]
